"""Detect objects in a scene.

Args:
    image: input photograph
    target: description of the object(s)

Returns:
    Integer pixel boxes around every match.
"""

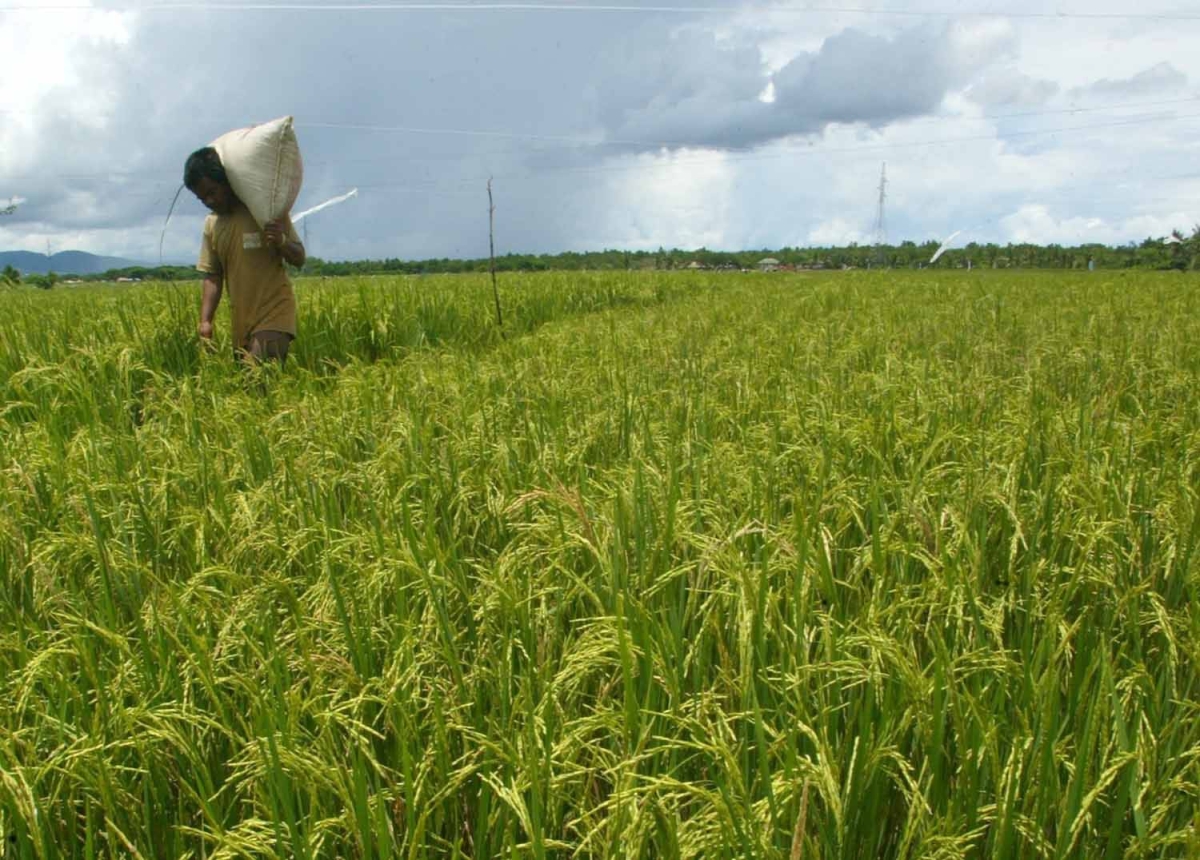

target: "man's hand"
[264,220,287,249]
[199,275,221,350]
[265,219,306,268]
[198,319,217,352]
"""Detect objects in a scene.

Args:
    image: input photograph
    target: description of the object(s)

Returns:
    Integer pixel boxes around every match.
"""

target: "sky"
[1,0,1199,264]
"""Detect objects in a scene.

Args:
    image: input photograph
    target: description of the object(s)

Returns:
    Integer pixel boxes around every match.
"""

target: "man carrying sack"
[184,116,305,364]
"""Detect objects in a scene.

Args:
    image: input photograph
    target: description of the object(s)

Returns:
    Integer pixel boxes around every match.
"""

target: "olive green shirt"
[197,201,299,350]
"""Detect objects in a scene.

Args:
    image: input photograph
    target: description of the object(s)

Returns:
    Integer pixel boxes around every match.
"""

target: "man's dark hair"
[184,147,228,191]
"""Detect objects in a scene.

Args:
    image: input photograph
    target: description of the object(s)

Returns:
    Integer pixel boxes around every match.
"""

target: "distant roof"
[758,257,780,265]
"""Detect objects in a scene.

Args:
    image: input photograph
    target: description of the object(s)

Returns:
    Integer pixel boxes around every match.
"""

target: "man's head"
[184,147,236,215]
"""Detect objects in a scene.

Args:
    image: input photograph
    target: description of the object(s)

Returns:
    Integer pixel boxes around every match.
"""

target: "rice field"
[1,269,1198,859]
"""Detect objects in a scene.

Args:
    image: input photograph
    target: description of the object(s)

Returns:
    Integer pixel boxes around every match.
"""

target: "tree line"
[297,230,1200,276]
[7,228,1198,286]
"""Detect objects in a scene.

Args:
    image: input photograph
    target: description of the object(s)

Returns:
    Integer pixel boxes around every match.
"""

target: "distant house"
[686,261,706,270]
[757,257,780,272]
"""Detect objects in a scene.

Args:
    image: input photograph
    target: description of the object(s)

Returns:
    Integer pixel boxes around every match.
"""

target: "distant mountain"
[0,250,145,276]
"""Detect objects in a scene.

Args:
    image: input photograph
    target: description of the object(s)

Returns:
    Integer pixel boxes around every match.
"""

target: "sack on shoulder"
[210,116,303,228]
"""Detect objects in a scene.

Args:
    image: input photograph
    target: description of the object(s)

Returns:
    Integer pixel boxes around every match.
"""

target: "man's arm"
[279,237,306,268]
[199,275,222,340]
[265,219,306,268]
[196,216,223,340]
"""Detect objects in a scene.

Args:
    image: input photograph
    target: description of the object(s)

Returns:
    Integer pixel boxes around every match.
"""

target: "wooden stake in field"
[487,178,504,338]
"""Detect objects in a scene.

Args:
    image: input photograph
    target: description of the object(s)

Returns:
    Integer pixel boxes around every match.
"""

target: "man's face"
[192,177,235,215]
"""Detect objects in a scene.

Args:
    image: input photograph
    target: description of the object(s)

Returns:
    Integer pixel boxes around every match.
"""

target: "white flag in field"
[930,230,963,264]
[293,188,359,224]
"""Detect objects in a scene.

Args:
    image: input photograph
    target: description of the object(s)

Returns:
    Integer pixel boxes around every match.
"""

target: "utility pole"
[487,178,504,337]
[871,162,887,268]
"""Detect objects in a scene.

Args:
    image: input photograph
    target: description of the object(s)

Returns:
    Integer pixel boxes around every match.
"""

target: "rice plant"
[1,269,1197,858]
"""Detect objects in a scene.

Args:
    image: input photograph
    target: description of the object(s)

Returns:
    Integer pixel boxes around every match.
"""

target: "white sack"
[210,116,303,228]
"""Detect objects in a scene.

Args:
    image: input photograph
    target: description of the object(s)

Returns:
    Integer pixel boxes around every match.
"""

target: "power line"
[319,162,1200,215]
[155,180,1200,232]
[98,188,1200,262]
[5,94,1198,159]
[10,176,1197,257]
[10,108,1200,189]
[455,111,1200,184]
[3,2,1199,21]
[298,97,1200,149]
[159,106,1200,187]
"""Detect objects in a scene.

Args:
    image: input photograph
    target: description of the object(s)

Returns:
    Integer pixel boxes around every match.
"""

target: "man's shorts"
[242,329,294,364]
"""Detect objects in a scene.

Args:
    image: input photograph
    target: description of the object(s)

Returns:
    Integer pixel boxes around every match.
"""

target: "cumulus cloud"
[807,217,869,246]
[966,68,1059,107]
[1070,62,1189,101]
[771,24,1005,126]
[1001,203,1192,245]
[592,21,1016,150]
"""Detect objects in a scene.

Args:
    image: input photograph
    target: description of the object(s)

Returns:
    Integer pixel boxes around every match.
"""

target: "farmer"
[183,147,305,364]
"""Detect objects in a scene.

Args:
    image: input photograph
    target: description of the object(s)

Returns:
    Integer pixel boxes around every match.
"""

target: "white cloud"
[1001,204,1192,245]
[592,18,1015,151]
[807,217,869,246]
[966,68,1058,107]
[0,3,133,127]
[593,148,737,250]
[1070,62,1189,101]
